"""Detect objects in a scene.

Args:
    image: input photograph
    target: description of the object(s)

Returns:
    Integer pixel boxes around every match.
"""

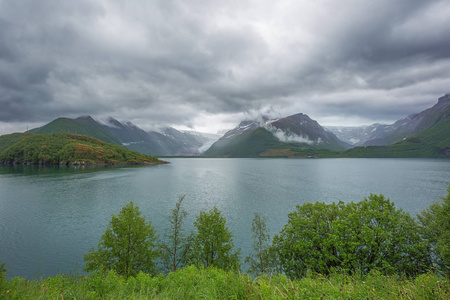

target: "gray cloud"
[0,0,449,134]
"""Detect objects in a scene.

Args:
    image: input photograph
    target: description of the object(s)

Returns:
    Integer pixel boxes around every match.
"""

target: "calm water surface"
[0,158,449,278]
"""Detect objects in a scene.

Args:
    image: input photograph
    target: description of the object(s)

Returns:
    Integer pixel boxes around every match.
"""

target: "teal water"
[0,158,449,279]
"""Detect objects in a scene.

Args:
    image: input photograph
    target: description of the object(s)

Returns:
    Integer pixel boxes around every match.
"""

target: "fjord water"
[0,158,449,279]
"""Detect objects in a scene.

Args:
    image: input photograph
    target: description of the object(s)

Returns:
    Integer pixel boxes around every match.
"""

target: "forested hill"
[0,133,167,165]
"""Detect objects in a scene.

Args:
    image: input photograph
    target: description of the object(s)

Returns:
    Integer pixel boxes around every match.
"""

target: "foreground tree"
[245,212,277,276]
[190,207,241,271]
[418,186,450,275]
[160,195,192,273]
[274,194,430,279]
[84,202,159,278]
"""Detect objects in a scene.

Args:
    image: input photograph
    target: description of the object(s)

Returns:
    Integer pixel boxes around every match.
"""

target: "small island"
[0,132,167,165]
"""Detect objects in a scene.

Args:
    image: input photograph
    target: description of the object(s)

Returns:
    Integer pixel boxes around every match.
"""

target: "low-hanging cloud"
[0,0,449,135]
[265,125,314,145]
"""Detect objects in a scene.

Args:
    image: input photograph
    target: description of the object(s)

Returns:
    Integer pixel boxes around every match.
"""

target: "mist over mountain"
[326,94,450,146]
[205,113,349,157]
[268,113,350,149]
[326,124,392,146]
[205,94,449,157]
[11,94,450,158]
[29,116,212,156]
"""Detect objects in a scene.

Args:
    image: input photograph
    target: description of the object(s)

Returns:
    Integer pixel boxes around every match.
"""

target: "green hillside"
[341,116,450,158]
[205,127,348,158]
[285,117,449,158]
[0,132,33,153]
[0,133,166,165]
[29,116,121,145]
[205,128,294,157]
[206,116,449,158]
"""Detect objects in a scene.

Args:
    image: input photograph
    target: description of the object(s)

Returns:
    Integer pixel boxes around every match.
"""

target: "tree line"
[83,187,450,279]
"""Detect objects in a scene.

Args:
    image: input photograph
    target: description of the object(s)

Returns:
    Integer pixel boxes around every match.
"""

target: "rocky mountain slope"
[268,113,349,149]
[17,94,450,158]
[205,113,349,157]
[341,116,450,158]
[327,94,450,146]
[29,116,210,156]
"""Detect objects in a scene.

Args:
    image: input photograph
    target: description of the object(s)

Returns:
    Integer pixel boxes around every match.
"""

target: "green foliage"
[190,207,241,271]
[418,185,450,275]
[3,266,450,299]
[0,262,6,293]
[205,128,285,157]
[274,194,431,279]
[0,132,163,165]
[245,212,278,276]
[84,202,159,278]
[0,133,31,153]
[160,195,192,273]
[4,190,450,298]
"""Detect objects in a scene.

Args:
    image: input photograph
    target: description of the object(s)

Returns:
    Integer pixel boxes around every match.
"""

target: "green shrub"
[273,194,431,279]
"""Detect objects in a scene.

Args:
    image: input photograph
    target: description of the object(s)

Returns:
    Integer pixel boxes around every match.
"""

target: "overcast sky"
[1,0,449,134]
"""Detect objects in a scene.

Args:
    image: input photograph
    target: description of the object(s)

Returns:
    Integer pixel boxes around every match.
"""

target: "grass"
[2,266,449,299]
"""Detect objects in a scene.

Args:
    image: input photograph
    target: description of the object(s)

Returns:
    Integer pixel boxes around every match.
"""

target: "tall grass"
[2,266,449,299]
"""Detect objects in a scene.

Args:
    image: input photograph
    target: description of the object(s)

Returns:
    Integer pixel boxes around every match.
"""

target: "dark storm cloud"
[0,0,449,134]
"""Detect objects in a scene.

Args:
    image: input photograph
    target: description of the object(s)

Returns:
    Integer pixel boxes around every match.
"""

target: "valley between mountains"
[0,94,449,163]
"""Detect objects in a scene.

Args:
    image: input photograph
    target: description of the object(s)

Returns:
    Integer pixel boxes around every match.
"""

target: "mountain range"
[3,94,448,158]
[326,94,450,146]
[204,113,350,157]
[205,94,449,157]
[28,116,216,156]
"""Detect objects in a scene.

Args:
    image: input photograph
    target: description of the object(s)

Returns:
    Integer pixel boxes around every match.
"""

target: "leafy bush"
[273,194,431,278]
[418,185,450,275]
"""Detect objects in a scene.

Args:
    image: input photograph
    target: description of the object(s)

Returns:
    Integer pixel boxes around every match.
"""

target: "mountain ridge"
[205,94,449,158]
[326,94,450,146]
[8,94,450,158]
[205,112,348,157]
[29,116,211,156]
